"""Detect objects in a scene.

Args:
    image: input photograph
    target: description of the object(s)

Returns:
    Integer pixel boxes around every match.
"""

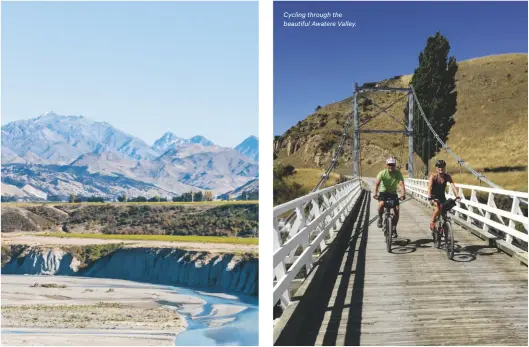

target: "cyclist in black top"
[428,160,458,230]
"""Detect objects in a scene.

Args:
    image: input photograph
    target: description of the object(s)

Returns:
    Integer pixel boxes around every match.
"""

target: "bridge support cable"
[313,110,354,191]
[410,86,519,196]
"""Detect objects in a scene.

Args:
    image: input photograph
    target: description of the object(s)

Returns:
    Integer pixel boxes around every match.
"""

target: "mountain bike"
[429,197,461,260]
[375,194,405,253]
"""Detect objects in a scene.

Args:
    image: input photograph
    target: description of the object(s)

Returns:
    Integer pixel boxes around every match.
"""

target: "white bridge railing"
[406,178,528,261]
[273,179,363,308]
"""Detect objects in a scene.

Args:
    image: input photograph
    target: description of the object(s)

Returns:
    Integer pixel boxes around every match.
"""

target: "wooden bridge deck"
[275,184,528,346]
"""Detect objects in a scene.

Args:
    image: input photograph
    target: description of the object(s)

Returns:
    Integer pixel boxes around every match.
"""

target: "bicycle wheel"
[437,228,442,249]
[431,225,437,248]
[444,221,454,259]
[386,214,392,253]
[433,224,440,249]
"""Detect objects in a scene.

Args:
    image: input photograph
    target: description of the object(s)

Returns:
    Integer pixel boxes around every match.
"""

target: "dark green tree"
[405,32,458,176]
[117,194,128,202]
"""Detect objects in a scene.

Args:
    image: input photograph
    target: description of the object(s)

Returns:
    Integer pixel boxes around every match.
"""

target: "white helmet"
[386,157,397,165]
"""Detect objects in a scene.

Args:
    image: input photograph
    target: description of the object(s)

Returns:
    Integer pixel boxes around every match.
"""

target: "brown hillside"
[274,53,528,191]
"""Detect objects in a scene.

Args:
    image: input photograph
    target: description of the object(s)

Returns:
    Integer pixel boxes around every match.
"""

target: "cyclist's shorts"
[431,195,447,204]
[378,192,399,206]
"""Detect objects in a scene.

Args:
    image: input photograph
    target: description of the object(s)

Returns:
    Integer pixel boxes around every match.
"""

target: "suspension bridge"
[273,83,528,346]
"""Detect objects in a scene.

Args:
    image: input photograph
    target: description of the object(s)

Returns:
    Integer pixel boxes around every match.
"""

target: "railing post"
[273,218,291,307]
[483,193,494,233]
[467,189,478,225]
[506,197,520,245]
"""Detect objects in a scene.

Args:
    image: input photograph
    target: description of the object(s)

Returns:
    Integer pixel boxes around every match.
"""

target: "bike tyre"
[386,215,392,253]
[437,224,443,249]
[444,221,454,260]
[433,225,440,249]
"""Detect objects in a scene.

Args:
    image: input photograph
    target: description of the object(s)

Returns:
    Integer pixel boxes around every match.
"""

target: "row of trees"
[68,195,106,203]
[62,190,216,203]
[171,190,214,202]
[116,190,214,203]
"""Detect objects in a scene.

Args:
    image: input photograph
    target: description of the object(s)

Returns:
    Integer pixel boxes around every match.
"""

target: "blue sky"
[2,1,258,147]
[274,1,528,135]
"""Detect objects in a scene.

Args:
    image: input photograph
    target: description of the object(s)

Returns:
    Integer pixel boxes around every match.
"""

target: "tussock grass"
[283,168,341,192]
[30,283,67,289]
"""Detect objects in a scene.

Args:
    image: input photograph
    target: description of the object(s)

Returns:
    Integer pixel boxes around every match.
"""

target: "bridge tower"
[407,89,414,178]
[353,83,360,178]
[352,82,414,178]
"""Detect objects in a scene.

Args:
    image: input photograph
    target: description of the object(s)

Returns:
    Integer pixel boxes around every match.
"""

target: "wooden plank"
[275,179,528,346]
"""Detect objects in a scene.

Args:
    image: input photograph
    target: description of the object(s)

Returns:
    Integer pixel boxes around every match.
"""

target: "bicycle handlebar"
[373,194,406,201]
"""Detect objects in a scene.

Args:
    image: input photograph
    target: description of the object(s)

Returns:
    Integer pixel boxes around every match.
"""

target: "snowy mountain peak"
[152,132,185,153]
[186,135,214,147]
[41,110,57,117]
[235,135,259,162]
[159,132,180,141]
[38,111,82,119]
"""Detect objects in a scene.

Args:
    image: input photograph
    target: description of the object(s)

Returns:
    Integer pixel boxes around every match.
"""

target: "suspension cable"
[411,85,519,196]
[312,111,353,191]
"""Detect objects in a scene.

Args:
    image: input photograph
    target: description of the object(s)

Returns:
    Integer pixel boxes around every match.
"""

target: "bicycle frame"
[430,197,459,259]
[381,198,398,232]
[436,209,451,229]
[432,198,457,228]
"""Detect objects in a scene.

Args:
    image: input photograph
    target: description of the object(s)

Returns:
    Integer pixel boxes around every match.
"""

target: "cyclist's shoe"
[377,218,383,228]
[392,226,398,238]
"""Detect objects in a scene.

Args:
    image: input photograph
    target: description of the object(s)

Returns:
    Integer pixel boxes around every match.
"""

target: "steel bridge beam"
[359,86,410,93]
[359,130,412,135]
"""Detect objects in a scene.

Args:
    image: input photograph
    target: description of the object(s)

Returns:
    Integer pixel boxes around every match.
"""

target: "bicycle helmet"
[386,157,397,165]
[435,160,446,168]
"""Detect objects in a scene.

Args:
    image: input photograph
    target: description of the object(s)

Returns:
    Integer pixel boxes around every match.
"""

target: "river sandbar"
[1,275,203,346]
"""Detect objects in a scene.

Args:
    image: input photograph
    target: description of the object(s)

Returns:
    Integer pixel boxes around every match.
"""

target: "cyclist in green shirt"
[373,157,406,238]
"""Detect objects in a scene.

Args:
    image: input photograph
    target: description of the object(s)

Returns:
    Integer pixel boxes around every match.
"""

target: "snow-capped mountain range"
[1,111,259,199]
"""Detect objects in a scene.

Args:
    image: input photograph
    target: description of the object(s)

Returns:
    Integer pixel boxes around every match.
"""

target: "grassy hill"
[274,53,528,192]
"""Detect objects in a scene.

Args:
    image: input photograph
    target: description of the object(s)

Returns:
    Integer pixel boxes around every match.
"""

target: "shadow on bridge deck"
[275,190,371,345]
